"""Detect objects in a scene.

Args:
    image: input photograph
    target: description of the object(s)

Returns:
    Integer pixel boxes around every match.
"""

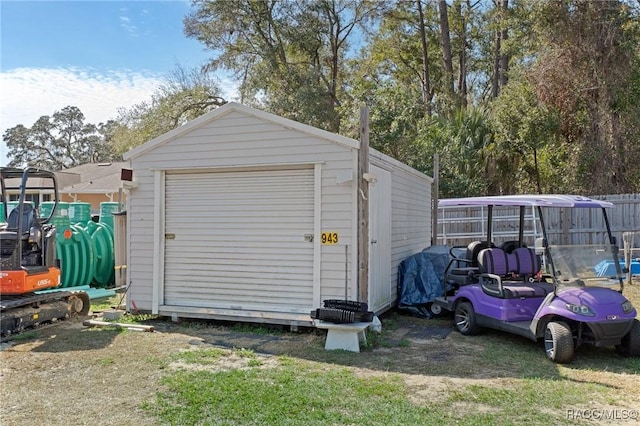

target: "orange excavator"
[0,167,89,336]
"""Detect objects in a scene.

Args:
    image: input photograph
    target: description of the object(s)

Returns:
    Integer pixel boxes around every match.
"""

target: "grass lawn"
[4,280,638,425]
[120,282,640,425]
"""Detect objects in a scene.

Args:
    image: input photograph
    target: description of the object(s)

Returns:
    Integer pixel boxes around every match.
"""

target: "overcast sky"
[0,0,237,166]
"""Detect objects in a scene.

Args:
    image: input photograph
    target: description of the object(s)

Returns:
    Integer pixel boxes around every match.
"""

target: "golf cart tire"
[454,302,480,335]
[544,321,574,363]
[615,319,640,357]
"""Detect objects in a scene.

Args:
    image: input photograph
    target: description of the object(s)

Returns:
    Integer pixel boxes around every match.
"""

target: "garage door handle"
[165,233,175,240]
[371,239,377,244]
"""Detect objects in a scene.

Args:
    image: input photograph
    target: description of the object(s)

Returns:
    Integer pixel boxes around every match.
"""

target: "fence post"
[431,154,439,246]
[561,208,570,245]
[623,232,632,285]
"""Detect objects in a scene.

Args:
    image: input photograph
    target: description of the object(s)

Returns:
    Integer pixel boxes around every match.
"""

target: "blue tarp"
[397,245,452,318]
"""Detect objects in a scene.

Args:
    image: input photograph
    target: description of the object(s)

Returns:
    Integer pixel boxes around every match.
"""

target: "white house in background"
[122,102,432,326]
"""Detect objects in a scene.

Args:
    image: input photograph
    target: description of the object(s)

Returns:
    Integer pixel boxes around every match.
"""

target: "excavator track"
[0,290,91,337]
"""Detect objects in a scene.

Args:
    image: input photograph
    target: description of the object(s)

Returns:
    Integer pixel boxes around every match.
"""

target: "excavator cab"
[2,201,58,269]
[0,167,61,294]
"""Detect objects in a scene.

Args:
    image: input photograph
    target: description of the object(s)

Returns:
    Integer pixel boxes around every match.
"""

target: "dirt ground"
[0,311,638,426]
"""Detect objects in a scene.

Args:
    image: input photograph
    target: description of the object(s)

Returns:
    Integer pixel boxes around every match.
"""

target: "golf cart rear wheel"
[615,319,640,357]
[454,302,479,335]
[544,321,574,363]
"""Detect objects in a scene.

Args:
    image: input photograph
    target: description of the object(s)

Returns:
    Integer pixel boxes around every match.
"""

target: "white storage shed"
[122,103,431,326]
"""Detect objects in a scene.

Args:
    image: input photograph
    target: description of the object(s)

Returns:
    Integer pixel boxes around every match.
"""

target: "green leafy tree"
[412,107,494,197]
[345,1,499,192]
[184,0,376,133]
[526,0,640,194]
[366,83,429,171]
[110,65,226,154]
[342,1,442,175]
[342,7,433,173]
[444,108,494,196]
[489,74,565,194]
[176,0,640,196]
[3,106,117,170]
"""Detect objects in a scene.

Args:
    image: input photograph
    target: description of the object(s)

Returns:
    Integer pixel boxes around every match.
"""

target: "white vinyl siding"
[126,172,155,309]
[163,168,315,311]
[131,111,352,167]
[371,150,432,309]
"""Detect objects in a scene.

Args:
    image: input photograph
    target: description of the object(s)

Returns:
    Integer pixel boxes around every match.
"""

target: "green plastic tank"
[58,224,96,288]
[40,202,96,288]
[86,221,115,287]
[38,201,55,218]
[69,202,92,224]
[39,202,71,233]
[32,201,116,289]
[99,202,120,230]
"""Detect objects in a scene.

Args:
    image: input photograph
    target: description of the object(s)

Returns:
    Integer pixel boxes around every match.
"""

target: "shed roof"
[124,102,360,161]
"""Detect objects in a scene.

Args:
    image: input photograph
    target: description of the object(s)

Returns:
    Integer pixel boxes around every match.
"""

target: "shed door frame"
[151,163,322,314]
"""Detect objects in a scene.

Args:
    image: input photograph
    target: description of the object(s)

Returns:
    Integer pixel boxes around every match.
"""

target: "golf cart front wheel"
[615,319,640,357]
[544,321,574,363]
[454,302,479,335]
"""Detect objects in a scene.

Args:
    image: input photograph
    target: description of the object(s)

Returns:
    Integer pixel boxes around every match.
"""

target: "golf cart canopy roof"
[439,194,614,208]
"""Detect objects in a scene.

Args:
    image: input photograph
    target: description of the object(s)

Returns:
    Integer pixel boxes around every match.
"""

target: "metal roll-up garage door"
[163,168,315,311]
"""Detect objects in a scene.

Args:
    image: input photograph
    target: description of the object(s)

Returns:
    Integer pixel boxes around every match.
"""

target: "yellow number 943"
[321,232,339,244]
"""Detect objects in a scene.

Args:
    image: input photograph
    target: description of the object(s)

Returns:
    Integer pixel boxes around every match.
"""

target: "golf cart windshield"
[548,244,624,288]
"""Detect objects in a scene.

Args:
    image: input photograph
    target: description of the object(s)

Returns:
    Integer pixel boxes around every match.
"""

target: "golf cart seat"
[478,247,552,299]
[445,241,494,286]
[512,247,541,276]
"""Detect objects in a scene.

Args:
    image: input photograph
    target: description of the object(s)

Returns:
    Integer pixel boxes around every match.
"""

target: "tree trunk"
[457,1,468,109]
[492,26,501,98]
[498,0,509,88]
[492,0,509,98]
[438,0,455,113]
[416,0,432,115]
[533,147,542,194]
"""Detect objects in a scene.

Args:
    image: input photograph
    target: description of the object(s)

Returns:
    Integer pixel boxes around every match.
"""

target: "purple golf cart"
[433,195,640,363]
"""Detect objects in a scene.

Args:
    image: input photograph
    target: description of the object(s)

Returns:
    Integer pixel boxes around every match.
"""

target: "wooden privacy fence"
[437,193,640,248]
